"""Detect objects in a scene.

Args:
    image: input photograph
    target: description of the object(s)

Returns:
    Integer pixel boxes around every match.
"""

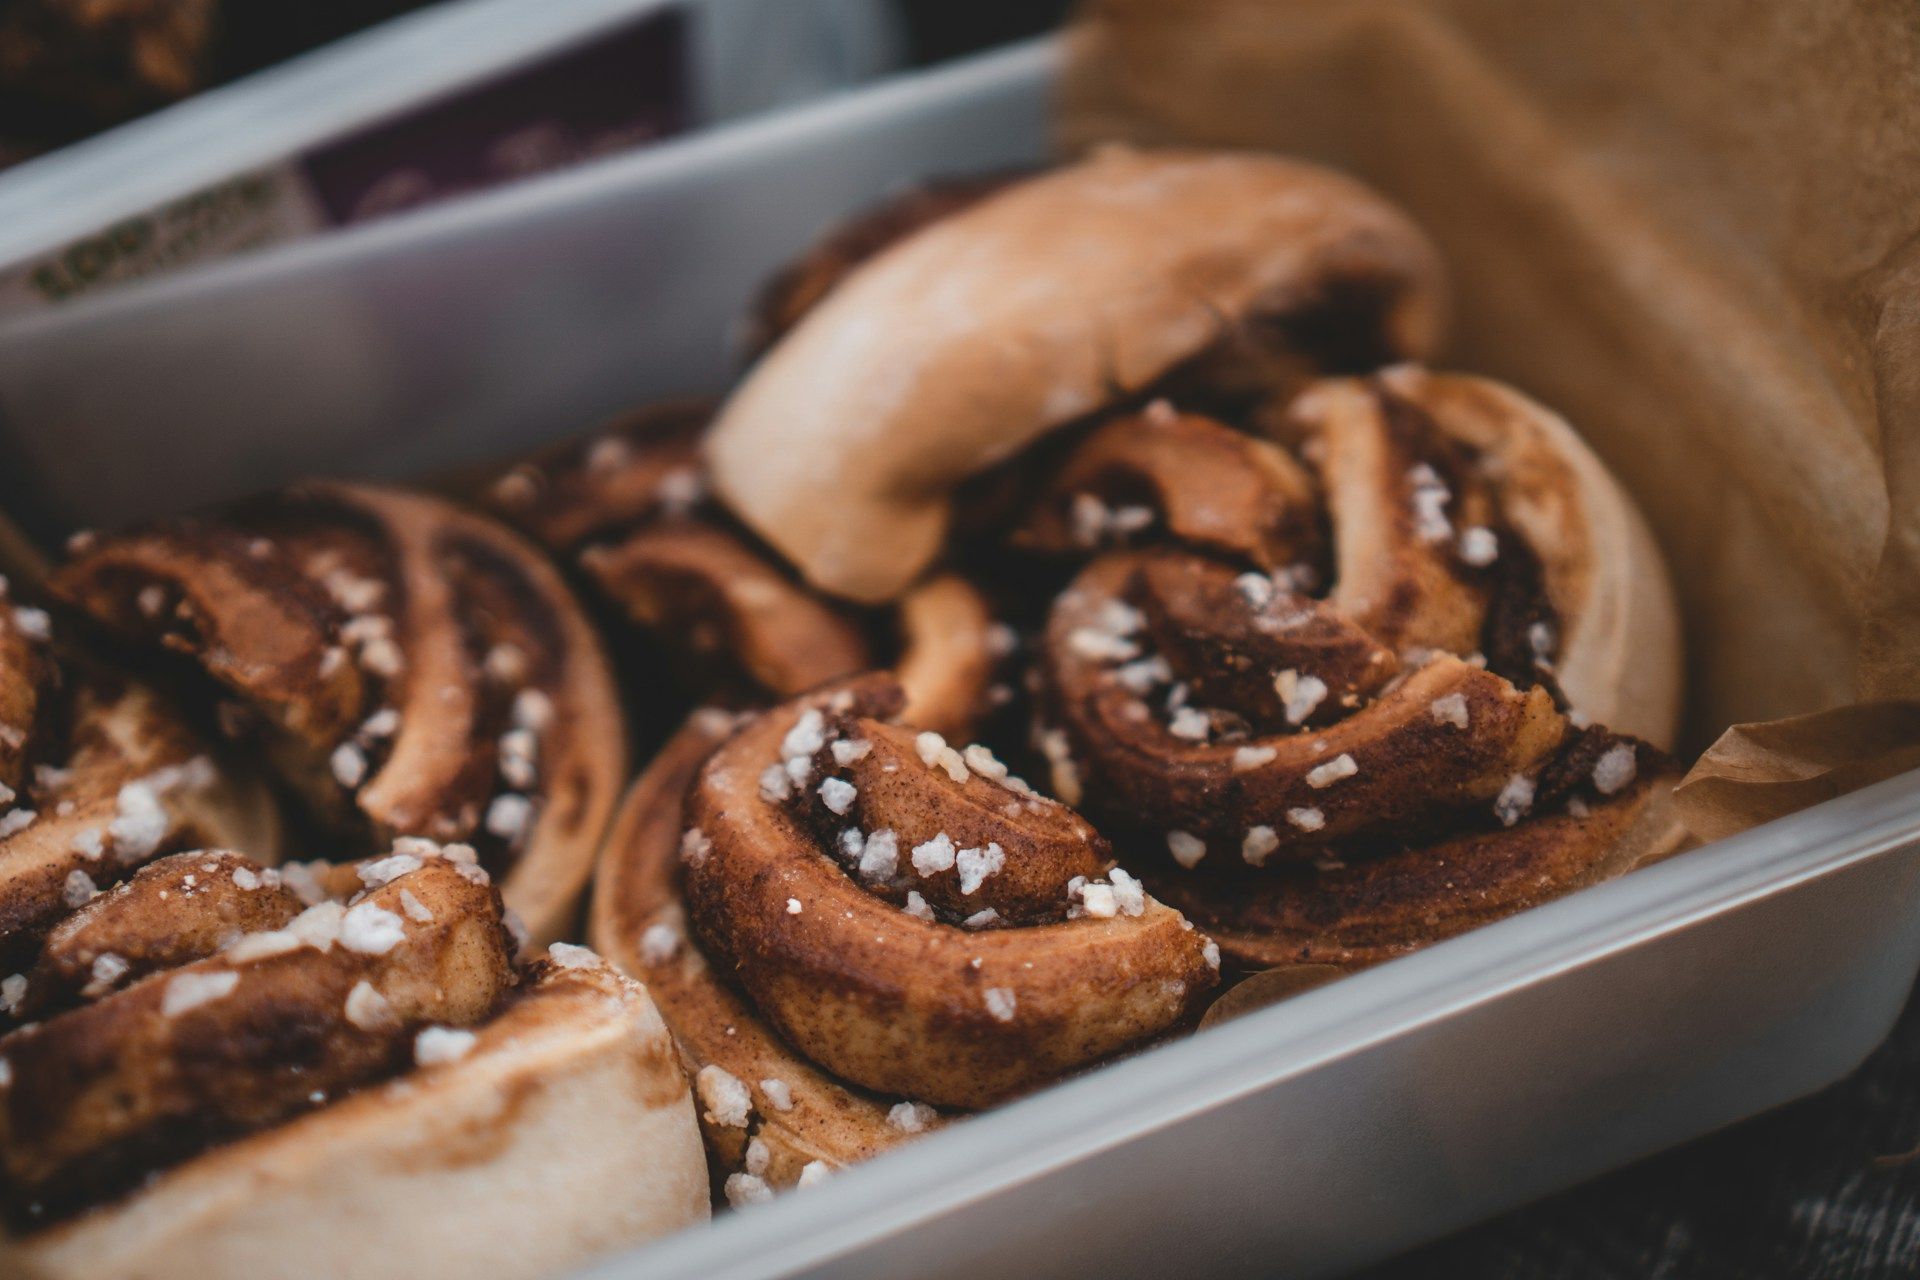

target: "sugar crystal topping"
[414,1026,479,1067]
[1592,744,1638,796]
[697,1065,752,1128]
[162,970,239,1017]
[887,1100,936,1133]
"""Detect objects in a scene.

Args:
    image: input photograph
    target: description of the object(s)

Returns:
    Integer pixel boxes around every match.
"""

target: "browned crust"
[893,573,999,739]
[0,670,282,957]
[5,961,708,1280]
[480,400,716,554]
[52,482,627,945]
[1364,366,1682,746]
[1014,406,1322,569]
[0,857,514,1222]
[681,681,1216,1109]
[1154,774,1685,970]
[481,402,876,709]
[1020,367,1684,969]
[0,593,48,793]
[707,147,1447,603]
[24,850,303,1016]
[590,715,924,1186]
[1044,552,1568,856]
[578,522,869,701]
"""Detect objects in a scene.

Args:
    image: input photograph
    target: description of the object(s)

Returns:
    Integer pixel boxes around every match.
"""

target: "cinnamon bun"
[701,151,1684,979]
[52,483,627,946]
[482,402,1006,739]
[1029,374,1684,969]
[706,146,1448,603]
[0,841,708,1279]
[593,679,1217,1202]
[0,580,279,965]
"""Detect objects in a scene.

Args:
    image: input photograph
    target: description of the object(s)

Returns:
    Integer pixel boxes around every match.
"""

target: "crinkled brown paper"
[1060,0,1920,841]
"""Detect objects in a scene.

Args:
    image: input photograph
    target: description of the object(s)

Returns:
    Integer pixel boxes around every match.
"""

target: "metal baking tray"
[1,36,1915,1280]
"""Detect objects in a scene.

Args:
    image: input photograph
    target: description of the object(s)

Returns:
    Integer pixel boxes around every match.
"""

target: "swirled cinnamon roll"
[707,146,1449,603]
[701,151,1683,978]
[1029,370,1683,969]
[52,483,627,945]
[593,678,1217,1202]
[482,402,1006,738]
[0,840,708,1279]
[483,402,869,707]
[0,580,278,967]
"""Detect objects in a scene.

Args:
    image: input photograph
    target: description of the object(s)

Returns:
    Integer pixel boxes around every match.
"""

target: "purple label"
[300,9,690,227]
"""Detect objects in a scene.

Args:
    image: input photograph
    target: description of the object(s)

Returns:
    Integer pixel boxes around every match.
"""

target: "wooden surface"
[1367,979,1920,1278]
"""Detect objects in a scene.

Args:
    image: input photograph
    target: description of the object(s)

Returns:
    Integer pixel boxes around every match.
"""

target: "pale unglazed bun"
[706,146,1448,603]
[5,958,709,1280]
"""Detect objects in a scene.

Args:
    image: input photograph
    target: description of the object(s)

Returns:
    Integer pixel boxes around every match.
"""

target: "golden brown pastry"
[52,482,627,946]
[585,149,1682,1197]
[691,153,1681,973]
[0,841,709,1280]
[706,146,1449,603]
[0,580,279,961]
[482,401,872,707]
[1028,372,1684,969]
[592,679,1217,1203]
[481,402,1006,739]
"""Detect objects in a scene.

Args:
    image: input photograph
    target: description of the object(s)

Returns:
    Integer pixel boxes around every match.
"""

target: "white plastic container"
[2,35,1916,1280]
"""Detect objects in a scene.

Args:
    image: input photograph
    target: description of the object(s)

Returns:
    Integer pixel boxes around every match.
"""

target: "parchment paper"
[1060,0,1920,837]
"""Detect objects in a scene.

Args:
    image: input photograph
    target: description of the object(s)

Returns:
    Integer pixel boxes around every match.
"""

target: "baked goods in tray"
[582,148,1681,1192]
[593,678,1218,1202]
[707,146,1449,603]
[0,489,705,1275]
[0,841,708,1279]
[2,141,1689,1255]
[52,482,628,946]
[1026,370,1684,968]
[699,148,1684,968]
[481,403,1004,738]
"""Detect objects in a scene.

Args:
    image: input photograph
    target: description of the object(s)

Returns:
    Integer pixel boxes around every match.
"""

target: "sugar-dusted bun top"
[706,147,1448,603]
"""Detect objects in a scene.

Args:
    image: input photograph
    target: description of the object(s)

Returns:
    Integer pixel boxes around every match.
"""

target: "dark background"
[895,0,1070,65]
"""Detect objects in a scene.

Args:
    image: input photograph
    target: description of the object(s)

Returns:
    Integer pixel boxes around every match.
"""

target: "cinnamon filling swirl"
[683,677,1215,1109]
[0,841,518,1227]
[0,588,278,972]
[484,405,1010,745]
[1027,377,1679,967]
[52,483,625,943]
[595,677,1218,1198]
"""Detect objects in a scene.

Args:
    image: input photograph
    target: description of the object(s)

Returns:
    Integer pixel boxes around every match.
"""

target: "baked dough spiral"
[1030,369,1683,969]
[483,403,1005,739]
[52,482,627,945]
[0,840,708,1279]
[595,677,1216,1203]
[0,583,278,961]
